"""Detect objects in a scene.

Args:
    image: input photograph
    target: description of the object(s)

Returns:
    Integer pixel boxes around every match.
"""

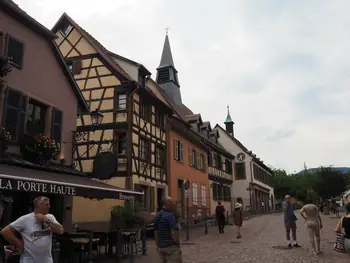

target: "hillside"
[298,167,350,174]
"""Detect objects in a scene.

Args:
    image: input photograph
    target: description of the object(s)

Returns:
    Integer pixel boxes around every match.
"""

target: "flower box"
[22,134,60,164]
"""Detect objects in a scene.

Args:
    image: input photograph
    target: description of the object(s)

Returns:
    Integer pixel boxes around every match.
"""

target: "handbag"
[334,217,345,253]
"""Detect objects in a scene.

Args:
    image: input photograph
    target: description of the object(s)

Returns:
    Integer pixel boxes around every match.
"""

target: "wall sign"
[0,178,77,195]
[0,178,136,200]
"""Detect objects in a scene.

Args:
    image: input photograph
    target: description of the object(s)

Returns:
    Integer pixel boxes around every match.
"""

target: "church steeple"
[156,32,182,105]
[224,105,235,137]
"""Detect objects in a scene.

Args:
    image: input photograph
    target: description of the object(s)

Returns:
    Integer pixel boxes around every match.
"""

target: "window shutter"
[51,108,63,143]
[179,142,183,162]
[174,139,178,160]
[5,36,24,67]
[0,32,4,55]
[72,60,82,74]
[150,186,155,212]
[189,147,192,166]
[2,88,26,143]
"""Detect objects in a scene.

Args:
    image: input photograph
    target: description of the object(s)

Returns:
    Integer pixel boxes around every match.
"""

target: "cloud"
[11,0,350,172]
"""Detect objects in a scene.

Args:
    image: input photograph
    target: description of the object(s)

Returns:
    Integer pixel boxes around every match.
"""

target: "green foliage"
[271,165,346,203]
[111,202,145,229]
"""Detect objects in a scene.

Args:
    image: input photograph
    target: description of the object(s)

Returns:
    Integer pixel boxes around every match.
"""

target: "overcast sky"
[13,0,350,172]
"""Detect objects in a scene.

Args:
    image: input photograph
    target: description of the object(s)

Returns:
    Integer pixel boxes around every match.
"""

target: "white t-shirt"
[10,212,59,263]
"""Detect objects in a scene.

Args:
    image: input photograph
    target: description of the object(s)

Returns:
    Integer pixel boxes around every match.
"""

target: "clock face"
[237,152,245,162]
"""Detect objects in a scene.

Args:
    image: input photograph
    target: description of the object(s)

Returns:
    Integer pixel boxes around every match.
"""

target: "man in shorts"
[1,196,64,263]
[300,202,323,255]
[153,196,182,263]
[283,195,301,248]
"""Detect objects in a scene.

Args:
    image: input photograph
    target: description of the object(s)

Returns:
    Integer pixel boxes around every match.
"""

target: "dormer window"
[59,21,73,37]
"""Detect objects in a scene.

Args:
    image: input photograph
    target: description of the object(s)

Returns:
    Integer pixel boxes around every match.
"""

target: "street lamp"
[90,108,104,127]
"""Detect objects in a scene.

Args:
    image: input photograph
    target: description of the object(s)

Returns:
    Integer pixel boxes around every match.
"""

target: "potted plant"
[0,127,11,158]
[22,134,60,164]
[110,202,145,230]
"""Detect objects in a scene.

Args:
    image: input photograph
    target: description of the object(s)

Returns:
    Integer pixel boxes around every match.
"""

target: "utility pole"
[183,180,190,241]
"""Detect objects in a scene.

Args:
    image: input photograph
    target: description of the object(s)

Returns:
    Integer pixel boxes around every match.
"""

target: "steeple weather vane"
[165,27,170,35]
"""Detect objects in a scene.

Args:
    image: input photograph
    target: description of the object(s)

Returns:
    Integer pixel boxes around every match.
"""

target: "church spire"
[156,31,182,105]
[224,105,235,137]
[158,33,175,68]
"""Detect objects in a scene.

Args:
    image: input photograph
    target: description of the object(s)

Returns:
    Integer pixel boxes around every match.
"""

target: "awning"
[0,164,143,200]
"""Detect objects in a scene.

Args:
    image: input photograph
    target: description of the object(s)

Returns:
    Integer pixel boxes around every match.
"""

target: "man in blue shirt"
[153,196,182,263]
[283,195,301,248]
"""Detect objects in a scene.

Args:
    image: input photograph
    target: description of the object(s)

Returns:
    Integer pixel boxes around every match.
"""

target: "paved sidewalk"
[98,212,350,263]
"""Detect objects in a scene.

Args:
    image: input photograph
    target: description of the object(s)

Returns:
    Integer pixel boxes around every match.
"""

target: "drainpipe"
[249,159,254,213]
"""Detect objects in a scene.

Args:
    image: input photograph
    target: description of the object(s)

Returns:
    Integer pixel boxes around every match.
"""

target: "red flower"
[34,136,38,141]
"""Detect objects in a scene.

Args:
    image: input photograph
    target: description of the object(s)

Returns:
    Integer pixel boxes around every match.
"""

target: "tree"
[315,166,346,198]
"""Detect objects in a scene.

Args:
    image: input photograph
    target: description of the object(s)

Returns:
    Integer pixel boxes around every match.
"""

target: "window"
[155,145,165,168]
[225,159,233,175]
[223,186,231,201]
[140,102,152,121]
[26,100,47,135]
[5,36,24,68]
[139,138,150,161]
[215,154,222,169]
[174,139,183,162]
[189,147,196,167]
[235,163,246,180]
[201,185,207,206]
[59,22,73,37]
[155,108,164,128]
[192,182,198,205]
[51,108,62,143]
[212,183,218,200]
[118,134,127,155]
[157,68,170,83]
[116,93,127,109]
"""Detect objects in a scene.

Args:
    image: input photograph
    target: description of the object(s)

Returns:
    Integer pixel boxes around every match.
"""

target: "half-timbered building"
[155,34,234,217]
[52,13,172,227]
[0,1,142,234]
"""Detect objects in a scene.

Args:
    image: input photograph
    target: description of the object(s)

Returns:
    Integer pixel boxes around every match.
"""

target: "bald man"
[283,195,301,248]
[153,196,182,263]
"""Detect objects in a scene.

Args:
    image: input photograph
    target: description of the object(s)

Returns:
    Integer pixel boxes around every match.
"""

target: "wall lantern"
[91,108,104,127]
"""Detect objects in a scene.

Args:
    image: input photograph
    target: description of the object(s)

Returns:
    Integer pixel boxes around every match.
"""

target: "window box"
[21,134,61,164]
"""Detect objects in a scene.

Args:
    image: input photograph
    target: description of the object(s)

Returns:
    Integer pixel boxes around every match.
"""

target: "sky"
[12,0,350,173]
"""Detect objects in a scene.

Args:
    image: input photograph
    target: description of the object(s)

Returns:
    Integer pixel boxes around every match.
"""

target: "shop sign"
[0,178,76,195]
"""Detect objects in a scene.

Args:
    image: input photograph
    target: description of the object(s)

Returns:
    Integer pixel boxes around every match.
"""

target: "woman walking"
[233,198,243,239]
[335,202,350,253]
[300,202,323,255]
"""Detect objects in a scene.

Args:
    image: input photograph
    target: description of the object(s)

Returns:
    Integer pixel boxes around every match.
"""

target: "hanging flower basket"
[22,134,60,164]
[0,127,11,158]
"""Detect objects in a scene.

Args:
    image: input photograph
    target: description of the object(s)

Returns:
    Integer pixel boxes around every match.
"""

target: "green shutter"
[2,88,26,143]
[51,108,63,143]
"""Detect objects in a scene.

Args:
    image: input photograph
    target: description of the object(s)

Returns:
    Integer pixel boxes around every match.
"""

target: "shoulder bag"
[333,216,345,253]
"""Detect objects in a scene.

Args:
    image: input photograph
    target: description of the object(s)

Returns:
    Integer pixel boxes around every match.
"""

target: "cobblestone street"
[118,212,350,263]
